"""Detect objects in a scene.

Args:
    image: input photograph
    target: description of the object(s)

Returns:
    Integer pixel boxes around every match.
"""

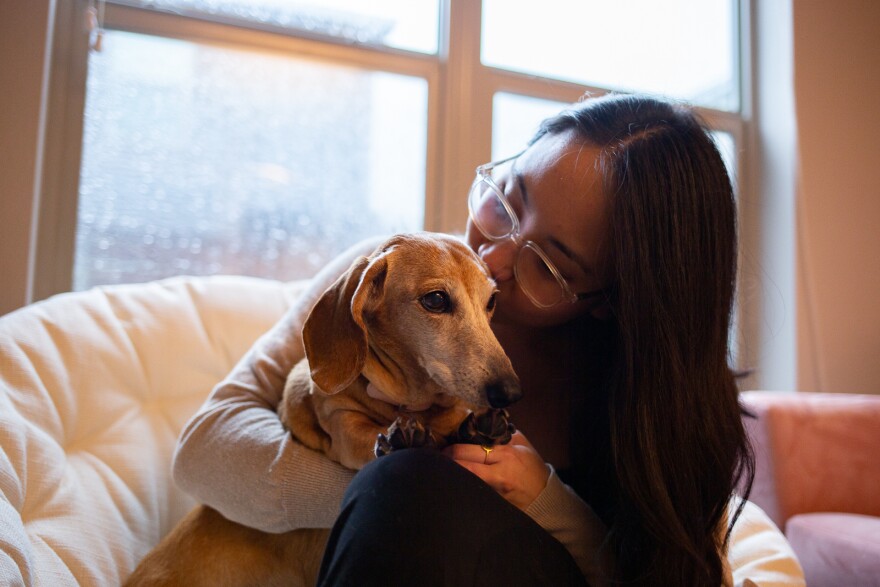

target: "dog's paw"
[454,408,516,446]
[374,416,437,458]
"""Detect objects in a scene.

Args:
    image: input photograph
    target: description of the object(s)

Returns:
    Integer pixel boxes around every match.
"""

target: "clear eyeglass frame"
[468,153,606,309]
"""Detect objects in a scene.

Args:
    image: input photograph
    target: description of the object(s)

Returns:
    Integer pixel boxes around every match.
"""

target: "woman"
[172,94,804,585]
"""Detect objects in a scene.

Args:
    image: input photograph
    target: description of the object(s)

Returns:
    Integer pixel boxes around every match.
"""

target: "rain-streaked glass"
[75,30,427,290]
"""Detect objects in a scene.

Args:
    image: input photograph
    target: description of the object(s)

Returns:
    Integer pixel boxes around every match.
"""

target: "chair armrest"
[741,391,880,529]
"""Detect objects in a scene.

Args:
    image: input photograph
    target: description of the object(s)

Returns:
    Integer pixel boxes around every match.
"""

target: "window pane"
[492,92,568,160]
[137,0,440,54]
[482,0,739,111]
[75,30,427,290]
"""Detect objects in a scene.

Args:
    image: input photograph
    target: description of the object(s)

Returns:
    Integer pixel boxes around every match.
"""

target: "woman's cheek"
[493,287,544,327]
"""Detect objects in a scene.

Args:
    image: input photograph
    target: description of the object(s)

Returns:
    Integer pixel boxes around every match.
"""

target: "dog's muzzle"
[484,379,523,408]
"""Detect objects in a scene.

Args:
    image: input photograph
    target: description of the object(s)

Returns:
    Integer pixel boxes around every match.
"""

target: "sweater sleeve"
[524,467,612,586]
[172,237,385,533]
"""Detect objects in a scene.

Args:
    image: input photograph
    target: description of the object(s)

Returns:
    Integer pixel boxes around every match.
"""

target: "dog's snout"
[485,380,523,408]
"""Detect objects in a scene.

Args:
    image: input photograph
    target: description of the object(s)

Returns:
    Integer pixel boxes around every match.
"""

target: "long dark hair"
[533,94,754,585]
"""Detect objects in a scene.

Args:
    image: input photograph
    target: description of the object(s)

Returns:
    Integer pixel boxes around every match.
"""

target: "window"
[46,0,746,293]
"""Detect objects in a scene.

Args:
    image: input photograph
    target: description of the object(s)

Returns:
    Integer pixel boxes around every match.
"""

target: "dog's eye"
[486,292,497,312]
[420,291,451,313]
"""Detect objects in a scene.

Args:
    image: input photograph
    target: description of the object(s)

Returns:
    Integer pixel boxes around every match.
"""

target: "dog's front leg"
[319,409,393,470]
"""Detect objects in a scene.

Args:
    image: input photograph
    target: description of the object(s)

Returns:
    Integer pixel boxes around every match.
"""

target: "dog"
[126,233,522,587]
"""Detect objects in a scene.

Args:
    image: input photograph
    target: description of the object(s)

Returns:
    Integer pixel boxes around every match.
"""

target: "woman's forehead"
[520,131,600,181]
[518,131,603,198]
[492,131,589,179]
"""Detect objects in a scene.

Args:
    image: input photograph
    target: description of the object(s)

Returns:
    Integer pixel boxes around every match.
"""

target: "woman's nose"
[477,239,518,282]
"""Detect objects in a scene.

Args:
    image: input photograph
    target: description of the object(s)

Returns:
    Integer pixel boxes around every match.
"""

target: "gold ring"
[481,445,493,464]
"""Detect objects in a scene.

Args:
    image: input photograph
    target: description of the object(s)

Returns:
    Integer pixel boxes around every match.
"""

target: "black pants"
[316,449,587,587]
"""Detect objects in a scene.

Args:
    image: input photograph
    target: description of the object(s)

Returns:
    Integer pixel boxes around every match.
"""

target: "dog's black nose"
[485,381,523,408]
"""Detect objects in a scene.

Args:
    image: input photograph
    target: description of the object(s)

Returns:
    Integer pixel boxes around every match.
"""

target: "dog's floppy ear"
[303,251,389,394]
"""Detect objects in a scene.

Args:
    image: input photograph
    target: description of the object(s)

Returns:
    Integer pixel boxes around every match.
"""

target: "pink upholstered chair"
[741,391,880,587]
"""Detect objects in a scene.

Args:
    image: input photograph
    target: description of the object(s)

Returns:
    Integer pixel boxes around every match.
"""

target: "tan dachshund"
[126,233,521,587]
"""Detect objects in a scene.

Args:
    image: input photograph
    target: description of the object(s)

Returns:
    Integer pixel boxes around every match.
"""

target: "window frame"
[35,0,752,348]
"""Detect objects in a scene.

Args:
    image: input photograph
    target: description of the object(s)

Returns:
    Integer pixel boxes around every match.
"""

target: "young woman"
[172,94,804,586]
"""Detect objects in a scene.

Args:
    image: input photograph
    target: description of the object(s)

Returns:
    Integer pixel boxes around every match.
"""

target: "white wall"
[794,0,880,393]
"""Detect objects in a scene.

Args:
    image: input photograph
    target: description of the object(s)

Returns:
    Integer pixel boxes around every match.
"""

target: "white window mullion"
[434,0,491,235]
[486,68,606,105]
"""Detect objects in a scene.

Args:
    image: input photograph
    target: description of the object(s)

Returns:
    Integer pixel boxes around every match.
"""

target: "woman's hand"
[443,431,550,511]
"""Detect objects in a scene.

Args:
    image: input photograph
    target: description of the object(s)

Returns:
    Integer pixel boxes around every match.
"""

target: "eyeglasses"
[468,153,606,309]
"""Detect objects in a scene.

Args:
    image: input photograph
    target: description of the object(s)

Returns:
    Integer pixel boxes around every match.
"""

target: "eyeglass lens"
[515,245,567,307]
[469,176,515,239]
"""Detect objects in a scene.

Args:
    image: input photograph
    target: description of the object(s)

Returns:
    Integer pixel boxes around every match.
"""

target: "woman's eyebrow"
[514,169,530,208]
[510,159,529,206]
[548,237,594,276]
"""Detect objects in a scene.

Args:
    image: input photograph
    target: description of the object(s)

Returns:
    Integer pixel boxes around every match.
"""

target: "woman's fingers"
[443,432,550,510]
[444,442,500,465]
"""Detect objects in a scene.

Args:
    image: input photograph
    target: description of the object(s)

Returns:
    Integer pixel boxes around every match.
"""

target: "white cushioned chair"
[0,276,302,585]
